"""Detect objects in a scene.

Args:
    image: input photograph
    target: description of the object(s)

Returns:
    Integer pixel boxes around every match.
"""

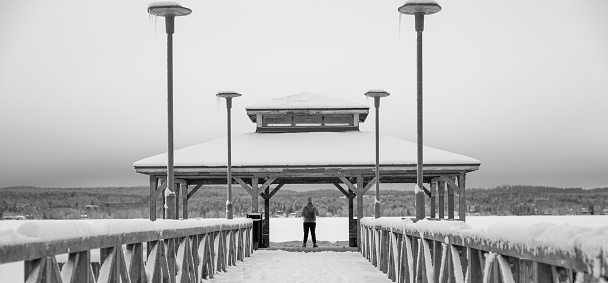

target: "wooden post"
[182,184,188,219]
[430,182,437,219]
[162,188,166,219]
[175,182,180,219]
[349,189,356,247]
[438,181,445,220]
[150,175,157,221]
[448,178,455,220]
[263,186,270,248]
[357,176,364,251]
[252,178,259,213]
[458,173,466,222]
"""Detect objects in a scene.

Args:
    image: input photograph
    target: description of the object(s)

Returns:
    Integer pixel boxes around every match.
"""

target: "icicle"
[217,96,221,113]
[398,13,403,42]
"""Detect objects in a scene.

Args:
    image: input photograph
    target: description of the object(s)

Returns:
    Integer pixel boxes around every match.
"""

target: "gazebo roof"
[133,131,480,184]
[246,92,369,110]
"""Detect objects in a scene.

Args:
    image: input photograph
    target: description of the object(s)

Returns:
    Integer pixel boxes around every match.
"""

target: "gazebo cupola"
[245,93,370,133]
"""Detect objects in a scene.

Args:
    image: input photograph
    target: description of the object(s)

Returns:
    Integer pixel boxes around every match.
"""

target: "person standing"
[302,196,319,247]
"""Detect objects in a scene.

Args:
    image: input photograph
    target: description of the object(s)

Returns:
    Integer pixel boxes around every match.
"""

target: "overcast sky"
[1,0,607,189]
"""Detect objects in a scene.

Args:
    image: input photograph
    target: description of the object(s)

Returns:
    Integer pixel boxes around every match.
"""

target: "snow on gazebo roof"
[133,131,480,169]
[246,92,369,110]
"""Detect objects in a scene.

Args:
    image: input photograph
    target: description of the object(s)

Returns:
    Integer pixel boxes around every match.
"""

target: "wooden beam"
[155,180,167,197]
[267,184,284,199]
[333,183,350,198]
[338,177,360,195]
[258,177,277,192]
[234,177,253,195]
[361,177,377,195]
[422,185,431,198]
[186,184,203,200]
[439,175,462,195]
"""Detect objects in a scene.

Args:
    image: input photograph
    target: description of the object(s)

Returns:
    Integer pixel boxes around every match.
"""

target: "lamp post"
[398,0,441,220]
[364,90,390,219]
[148,2,192,220]
[217,91,242,219]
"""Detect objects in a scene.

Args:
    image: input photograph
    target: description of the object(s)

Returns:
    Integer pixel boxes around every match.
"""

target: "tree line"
[1,184,607,220]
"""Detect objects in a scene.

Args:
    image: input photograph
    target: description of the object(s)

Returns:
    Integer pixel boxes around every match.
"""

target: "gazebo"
[133,92,481,248]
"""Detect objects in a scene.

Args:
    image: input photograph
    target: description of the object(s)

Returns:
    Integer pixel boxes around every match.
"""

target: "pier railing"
[360,218,607,283]
[0,219,252,283]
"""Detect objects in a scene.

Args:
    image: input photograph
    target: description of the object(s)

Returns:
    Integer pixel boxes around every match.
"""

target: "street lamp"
[217,91,242,219]
[398,0,441,220]
[364,90,390,219]
[148,2,192,220]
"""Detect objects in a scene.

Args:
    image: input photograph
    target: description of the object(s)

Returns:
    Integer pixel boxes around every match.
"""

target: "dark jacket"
[301,203,318,223]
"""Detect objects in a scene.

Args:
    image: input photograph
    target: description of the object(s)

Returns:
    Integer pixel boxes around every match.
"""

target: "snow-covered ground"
[1,216,607,282]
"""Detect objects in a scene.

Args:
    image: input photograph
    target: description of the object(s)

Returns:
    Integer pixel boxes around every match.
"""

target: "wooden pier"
[0,220,253,283]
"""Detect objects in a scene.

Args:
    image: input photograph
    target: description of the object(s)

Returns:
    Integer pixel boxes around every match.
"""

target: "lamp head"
[364,90,391,99]
[398,0,441,15]
[148,2,192,17]
[216,91,243,99]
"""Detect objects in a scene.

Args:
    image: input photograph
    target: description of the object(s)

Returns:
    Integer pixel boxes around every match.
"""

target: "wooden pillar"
[349,189,356,247]
[150,175,157,221]
[175,183,180,219]
[182,184,188,219]
[458,173,466,222]
[252,178,259,213]
[438,181,445,220]
[448,177,455,220]
[162,188,166,219]
[430,182,437,219]
[357,176,364,251]
[263,186,270,248]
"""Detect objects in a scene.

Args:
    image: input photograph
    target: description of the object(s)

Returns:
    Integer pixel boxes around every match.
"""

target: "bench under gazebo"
[133,92,480,248]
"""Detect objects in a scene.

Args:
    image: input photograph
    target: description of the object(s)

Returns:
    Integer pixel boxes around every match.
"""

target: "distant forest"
[1,185,607,220]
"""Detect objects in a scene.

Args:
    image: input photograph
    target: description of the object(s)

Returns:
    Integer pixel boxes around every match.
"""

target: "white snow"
[148,2,181,8]
[0,218,251,246]
[133,131,480,168]
[246,92,369,110]
[2,216,608,282]
[202,250,393,283]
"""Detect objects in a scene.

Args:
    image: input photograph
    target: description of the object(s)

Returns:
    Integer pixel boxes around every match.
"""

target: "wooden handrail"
[0,219,253,282]
[360,218,607,283]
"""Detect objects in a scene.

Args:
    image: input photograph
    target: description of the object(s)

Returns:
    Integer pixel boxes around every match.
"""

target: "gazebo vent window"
[245,93,370,133]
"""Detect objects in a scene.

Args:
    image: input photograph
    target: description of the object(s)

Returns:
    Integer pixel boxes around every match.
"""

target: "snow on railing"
[360,217,608,283]
[0,218,253,282]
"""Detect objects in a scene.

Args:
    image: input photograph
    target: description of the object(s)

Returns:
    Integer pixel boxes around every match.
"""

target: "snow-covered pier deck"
[360,218,608,283]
